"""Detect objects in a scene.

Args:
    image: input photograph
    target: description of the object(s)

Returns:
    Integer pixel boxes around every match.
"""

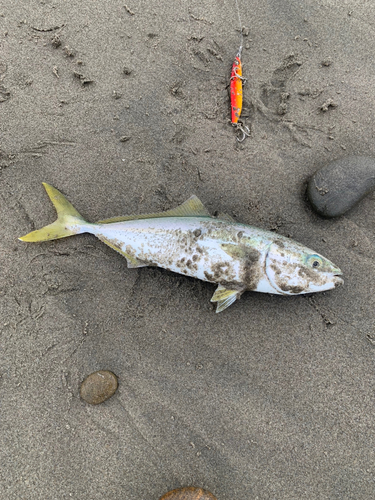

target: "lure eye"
[312,260,320,268]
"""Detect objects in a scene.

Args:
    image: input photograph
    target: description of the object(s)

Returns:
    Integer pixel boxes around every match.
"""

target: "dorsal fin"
[97,195,211,224]
[216,212,235,222]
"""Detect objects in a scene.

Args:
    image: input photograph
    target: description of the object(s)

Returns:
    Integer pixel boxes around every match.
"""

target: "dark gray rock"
[80,370,118,405]
[307,156,375,217]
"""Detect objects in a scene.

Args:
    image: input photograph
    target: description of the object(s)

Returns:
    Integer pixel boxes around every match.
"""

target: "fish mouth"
[333,273,344,287]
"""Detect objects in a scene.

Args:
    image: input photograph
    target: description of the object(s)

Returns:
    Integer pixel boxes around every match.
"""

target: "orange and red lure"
[230,46,250,142]
[230,47,243,124]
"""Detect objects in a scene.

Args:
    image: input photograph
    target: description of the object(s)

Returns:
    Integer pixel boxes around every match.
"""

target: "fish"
[19,183,344,313]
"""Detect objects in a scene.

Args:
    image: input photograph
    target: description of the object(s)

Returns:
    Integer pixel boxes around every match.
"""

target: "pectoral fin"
[210,285,241,313]
[221,243,260,263]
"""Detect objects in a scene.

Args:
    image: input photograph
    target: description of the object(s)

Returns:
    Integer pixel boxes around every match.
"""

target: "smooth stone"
[80,370,118,405]
[307,156,375,217]
[159,487,217,500]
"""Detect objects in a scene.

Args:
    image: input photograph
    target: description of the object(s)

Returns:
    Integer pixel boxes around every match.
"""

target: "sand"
[1,1,374,498]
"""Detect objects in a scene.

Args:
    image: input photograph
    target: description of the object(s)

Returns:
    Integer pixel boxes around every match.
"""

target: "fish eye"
[307,255,322,269]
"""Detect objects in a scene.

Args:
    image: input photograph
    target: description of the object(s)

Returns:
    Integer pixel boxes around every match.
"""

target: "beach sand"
[1,1,374,498]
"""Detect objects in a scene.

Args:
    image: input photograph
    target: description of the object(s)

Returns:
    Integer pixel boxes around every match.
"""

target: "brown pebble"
[80,370,118,405]
[159,487,217,500]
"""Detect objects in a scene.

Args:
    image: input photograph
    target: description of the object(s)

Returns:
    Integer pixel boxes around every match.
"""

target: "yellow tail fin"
[19,183,86,243]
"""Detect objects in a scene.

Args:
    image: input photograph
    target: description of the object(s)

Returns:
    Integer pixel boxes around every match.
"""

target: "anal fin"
[210,285,241,313]
[97,235,147,268]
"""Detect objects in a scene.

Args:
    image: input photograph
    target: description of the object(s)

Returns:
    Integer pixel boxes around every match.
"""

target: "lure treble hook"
[235,122,251,142]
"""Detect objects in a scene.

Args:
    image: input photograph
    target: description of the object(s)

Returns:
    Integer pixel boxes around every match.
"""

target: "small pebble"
[320,98,337,112]
[51,34,61,48]
[159,487,217,500]
[112,90,123,99]
[63,46,75,57]
[321,59,332,67]
[73,71,94,86]
[120,135,131,142]
[80,370,118,405]
[307,156,375,217]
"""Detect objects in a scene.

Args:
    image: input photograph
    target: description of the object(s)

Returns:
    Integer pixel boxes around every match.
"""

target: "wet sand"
[1,1,374,498]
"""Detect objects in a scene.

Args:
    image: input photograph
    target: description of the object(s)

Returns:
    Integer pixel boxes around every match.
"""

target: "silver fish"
[19,183,343,312]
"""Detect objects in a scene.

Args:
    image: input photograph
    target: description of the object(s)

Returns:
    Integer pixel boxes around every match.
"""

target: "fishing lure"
[230,47,244,125]
[230,2,250,142]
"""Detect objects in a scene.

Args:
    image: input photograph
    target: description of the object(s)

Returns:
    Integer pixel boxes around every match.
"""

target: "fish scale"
[93,218,247,284]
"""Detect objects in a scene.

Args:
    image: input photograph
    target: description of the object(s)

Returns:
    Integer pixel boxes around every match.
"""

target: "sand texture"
[1,1,374,499]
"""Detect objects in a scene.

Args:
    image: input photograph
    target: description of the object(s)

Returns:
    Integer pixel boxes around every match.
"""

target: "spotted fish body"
[19,184,343,313]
